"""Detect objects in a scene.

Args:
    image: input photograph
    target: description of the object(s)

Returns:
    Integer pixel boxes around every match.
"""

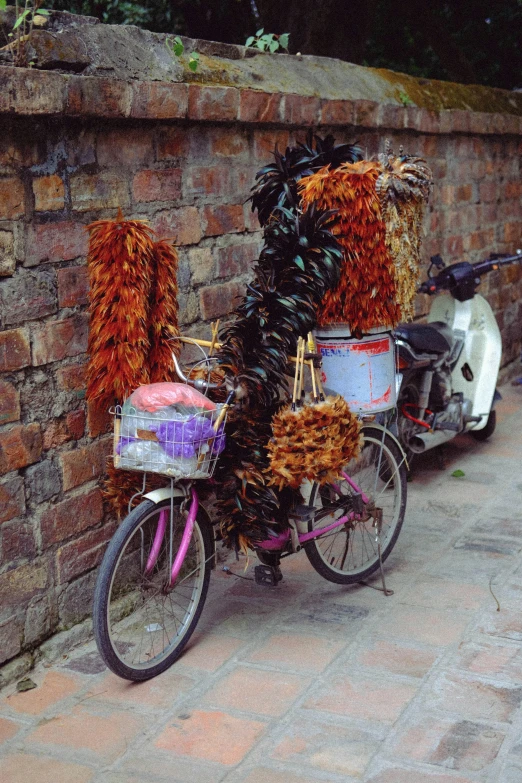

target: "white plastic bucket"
[316,326,396,413]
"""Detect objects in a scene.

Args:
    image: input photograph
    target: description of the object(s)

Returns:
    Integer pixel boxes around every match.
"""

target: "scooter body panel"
[428,293,501,429]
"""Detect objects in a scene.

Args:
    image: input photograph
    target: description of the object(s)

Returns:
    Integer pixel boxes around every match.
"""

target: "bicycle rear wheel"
[93,497,213,680]
[305,425,407,584]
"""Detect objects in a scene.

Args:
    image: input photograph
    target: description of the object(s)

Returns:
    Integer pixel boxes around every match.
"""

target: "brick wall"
[0,64,521,679]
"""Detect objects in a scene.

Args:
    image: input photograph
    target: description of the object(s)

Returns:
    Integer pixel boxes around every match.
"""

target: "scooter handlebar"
[418,252,522,295]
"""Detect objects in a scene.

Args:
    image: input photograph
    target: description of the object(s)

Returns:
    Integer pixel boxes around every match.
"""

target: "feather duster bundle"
[299,161,400,334]
[148,239,181,382]
[376,143,433,321]
[214,204,345,549]
[267,395,362,490]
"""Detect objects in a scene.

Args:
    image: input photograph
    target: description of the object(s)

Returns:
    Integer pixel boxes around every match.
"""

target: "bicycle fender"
[362,422,409,472]
[143,486,189,504]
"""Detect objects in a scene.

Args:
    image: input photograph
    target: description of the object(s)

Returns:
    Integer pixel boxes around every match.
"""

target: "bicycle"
[93,341,408,681]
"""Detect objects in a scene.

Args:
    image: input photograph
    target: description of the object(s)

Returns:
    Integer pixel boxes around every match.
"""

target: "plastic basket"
[112,404,227,480]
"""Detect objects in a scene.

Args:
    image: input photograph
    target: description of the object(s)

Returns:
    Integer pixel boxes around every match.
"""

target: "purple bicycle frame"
[145,471,368,583]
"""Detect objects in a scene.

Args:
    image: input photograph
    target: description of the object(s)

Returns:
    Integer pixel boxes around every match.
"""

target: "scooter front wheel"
[93,498,213,681]
[470,409,496,441]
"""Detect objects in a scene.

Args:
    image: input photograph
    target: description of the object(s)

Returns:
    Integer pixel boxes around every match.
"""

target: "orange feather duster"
[148,239,181,383]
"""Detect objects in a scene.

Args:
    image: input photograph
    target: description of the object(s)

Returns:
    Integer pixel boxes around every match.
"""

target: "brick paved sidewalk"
[1,382,522,783]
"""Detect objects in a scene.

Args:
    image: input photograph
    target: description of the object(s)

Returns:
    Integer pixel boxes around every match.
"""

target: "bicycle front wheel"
[93,498,213,681]
[305,425,407,584]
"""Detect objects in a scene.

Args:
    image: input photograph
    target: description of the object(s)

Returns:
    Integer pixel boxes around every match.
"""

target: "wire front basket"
[112,404,227,480]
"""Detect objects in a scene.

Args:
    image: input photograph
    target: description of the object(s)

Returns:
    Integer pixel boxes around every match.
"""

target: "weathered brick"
[0,561,48,612]
[0,67,65,115]
[504,222,522,243]
[1,519,37,564]
[182,166,233,198]
[0,268,57,326]
[58,569,97,627]
[253,130,290,161]
[199,281,244,320]
[0,176,25,219]
[0,476,25,524]
[87,398,112,438]
[60,436,111,491]
[0,230,15,277]
[445,235,464,257]
[24,593,56,646]
[25,459,61,504]
[43,418,74,450]
[188,85,239,122]
[0,380,20,425]
[210,132,248,159]
[0,328,31,372]
[32,313,89,366]
[56,361,87,391]
[188,246,214,285]
[0,423,42,475]
[66,409,86,440]
[0,616,22,664]
[57,265,89,308]
[320,99,354,126]
[379,104,406,130]
[70,171,130,212]
[132,169,182,203]
[152,207,202,246]
[131,81,188,119]
[216,242,258,278]
[40,488,103,548]
[202,204,245,237]
[25,221,88,267]
[480,182,498,203]
[32,174,65,212]
[417,109,440,134]
[244,204,261,232]
[282,94,320,125]
[353,99,379,127]
[456,184,473,202]
[157,127,191,160]
[56,522,116,583]
[66,75,132,118]
[97,127,154,168]
[239,90,282,124]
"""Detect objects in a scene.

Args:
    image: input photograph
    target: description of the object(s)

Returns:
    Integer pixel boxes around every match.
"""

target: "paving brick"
[40,488,103,547]
[32,174,65,212]
[0,715,20,743]
[0,561,48,614]
[431,672,522,723]
[178,632,245,671]
[0,423,42,475]
[0,379,20,425]
[25,221,88,267]
[0,268,57,326]
[132,168,182,203]
[32,313,89,366]
[239,90,283,123]
[374,606,470,647]
[203,666,310,716]
[155,709,265,765]
[188,85,239,122]
[304,674,418,724]
[0,475,25,523]
[390,714,505,773]
[87,668,194,708]
[57,265,89,307]
[60,437,111,491]
[455,641,522,682]
[0,754,94,783]
[28,705,144,761]
[248,633,343,673]
[242,770,327,783]
[131,81,188,119]
[272,718,380,778]
[366,766,475,783]
[152,207,202,246]
[355,639,438,679]
[199,281,244,320]
[0,176,25,219]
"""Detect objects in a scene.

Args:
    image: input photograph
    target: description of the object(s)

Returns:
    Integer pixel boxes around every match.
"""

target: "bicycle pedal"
[254,564,282,587]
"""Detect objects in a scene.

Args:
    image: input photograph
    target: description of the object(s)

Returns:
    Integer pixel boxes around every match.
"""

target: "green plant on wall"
[245,29,289,53]
[1,0,50,66]
[166,35,200,72]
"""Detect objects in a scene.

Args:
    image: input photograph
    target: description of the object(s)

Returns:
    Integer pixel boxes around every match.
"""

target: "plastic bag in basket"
[128,382,216,414]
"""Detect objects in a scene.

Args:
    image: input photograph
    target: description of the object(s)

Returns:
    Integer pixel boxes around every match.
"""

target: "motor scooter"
[394,252,522,463]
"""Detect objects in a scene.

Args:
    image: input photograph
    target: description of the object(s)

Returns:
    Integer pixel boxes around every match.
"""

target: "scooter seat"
[394,321,453,354]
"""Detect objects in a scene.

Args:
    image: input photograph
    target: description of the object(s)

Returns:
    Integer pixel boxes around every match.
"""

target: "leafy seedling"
[451,469,465,478]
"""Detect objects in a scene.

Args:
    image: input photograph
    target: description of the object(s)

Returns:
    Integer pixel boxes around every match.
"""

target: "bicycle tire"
[305,426,407,584]
[93,497,213,681]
